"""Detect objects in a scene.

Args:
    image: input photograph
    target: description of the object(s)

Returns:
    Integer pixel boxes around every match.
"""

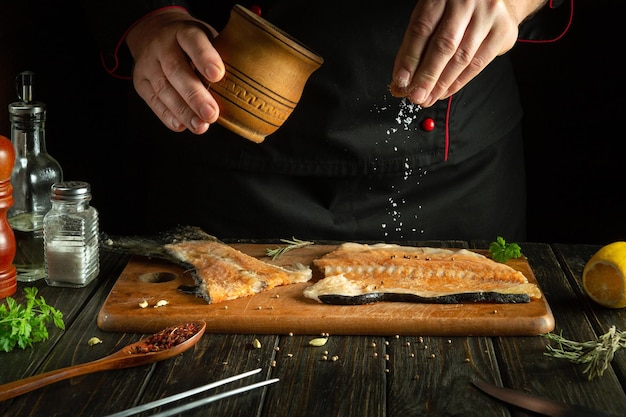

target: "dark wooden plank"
[387,335,508,416]
[261,335,386,417]
[553,243,626,389]
[0,250,124,386]
[492,243,626,416]
[120,333,279,417]
[1,251,156,417]
[0,251,127,390]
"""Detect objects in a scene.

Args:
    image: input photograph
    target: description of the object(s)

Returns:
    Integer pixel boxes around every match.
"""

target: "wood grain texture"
[97,244,554,336]
[262,335,387,417]
[2,243,625,417]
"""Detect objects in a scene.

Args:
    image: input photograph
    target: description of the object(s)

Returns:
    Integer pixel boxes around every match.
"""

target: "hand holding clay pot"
[210,5,323,143]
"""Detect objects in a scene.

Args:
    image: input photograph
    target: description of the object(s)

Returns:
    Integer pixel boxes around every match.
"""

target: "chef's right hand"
[125,8,225,134]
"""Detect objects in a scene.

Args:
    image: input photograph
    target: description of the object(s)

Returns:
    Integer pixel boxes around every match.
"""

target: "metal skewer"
[104,368,276,417]
[149,378,280,417]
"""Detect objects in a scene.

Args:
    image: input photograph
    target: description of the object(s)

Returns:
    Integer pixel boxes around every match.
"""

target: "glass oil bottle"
[7,71,63,281]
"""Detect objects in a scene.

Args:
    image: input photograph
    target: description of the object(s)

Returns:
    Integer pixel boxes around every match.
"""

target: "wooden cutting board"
[97,244,555,336]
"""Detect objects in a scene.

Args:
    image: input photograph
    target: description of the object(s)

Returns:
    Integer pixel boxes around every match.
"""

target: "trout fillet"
[101,226,312,304]
[304,243,541,305]
[165,240,312,304]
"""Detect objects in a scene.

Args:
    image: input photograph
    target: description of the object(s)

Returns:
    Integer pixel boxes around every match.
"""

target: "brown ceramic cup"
[210,4,324,143]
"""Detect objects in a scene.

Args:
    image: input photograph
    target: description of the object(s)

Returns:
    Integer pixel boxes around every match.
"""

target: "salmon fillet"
[165,240,312,304]
[304,243,541,304]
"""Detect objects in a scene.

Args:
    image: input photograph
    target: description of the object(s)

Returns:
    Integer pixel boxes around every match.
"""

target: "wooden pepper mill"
[0,134,17,299]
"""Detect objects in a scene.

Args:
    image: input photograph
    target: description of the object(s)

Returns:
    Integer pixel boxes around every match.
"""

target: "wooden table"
[1,242,626,417]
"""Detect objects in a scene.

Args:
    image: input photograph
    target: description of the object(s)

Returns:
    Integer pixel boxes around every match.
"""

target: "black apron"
[102,1,527,241]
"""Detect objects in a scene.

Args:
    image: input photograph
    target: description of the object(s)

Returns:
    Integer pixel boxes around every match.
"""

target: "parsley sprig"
[489,236,521,263]
[0,287,65,352]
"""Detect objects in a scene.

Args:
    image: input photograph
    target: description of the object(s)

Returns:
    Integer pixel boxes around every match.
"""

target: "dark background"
[0,1,623,245]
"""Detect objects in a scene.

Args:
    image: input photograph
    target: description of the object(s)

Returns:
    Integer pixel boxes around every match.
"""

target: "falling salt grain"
[252,338,262,349]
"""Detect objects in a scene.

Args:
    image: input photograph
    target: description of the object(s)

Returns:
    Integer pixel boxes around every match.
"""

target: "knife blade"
[472,379,619,417]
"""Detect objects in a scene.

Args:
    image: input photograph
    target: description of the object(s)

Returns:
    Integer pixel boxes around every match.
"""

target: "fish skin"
[318,292,531,305]
[100,226,219,264]
[305,243,540,305]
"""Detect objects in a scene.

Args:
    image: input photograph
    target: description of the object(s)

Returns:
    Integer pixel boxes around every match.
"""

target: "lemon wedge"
[582,242,626,308]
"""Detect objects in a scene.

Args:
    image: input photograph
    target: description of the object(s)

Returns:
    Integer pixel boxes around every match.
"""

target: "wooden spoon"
[0,321,206,402]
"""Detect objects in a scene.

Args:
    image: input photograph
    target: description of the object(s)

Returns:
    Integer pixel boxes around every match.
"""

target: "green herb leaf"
[489,236,521,263]
[266,238,314,260]
[0,287,65,353]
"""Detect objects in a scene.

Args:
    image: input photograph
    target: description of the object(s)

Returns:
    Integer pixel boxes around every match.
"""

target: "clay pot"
[211,4,323,143]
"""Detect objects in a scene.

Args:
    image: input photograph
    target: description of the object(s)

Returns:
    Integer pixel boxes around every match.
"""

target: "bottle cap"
[51,181,92,201]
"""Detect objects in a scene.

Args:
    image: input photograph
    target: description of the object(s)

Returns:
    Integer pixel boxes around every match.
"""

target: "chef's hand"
[125,8,224,134]
[390,0,547,107]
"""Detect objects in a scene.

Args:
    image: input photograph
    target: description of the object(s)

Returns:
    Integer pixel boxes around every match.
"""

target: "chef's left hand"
[390,0,547,107]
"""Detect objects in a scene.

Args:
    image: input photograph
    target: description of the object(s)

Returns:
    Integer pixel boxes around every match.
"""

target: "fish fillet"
[165,240,312,303]
[304,243,541,304]
[101,226,312,304]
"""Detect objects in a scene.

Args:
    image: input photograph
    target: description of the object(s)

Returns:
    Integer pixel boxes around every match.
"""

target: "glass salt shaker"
[44,181,99,288]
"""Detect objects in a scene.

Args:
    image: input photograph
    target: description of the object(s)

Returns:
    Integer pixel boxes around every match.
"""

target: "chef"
[80,0,572,241]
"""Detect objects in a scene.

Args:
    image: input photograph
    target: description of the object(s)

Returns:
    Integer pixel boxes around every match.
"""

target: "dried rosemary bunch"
[543,326,626,380]
[266,238,314,260]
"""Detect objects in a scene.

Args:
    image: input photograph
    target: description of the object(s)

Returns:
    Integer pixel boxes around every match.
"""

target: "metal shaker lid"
[51,181,92,201]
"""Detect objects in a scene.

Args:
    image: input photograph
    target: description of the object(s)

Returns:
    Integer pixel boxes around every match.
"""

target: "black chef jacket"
[81,0,572,241]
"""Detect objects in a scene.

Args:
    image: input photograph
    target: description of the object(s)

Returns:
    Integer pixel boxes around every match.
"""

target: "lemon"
[582,242,626,308]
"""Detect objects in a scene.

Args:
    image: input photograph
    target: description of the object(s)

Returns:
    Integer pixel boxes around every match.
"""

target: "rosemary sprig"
[266,238,314,260]
[542,326,626,380]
